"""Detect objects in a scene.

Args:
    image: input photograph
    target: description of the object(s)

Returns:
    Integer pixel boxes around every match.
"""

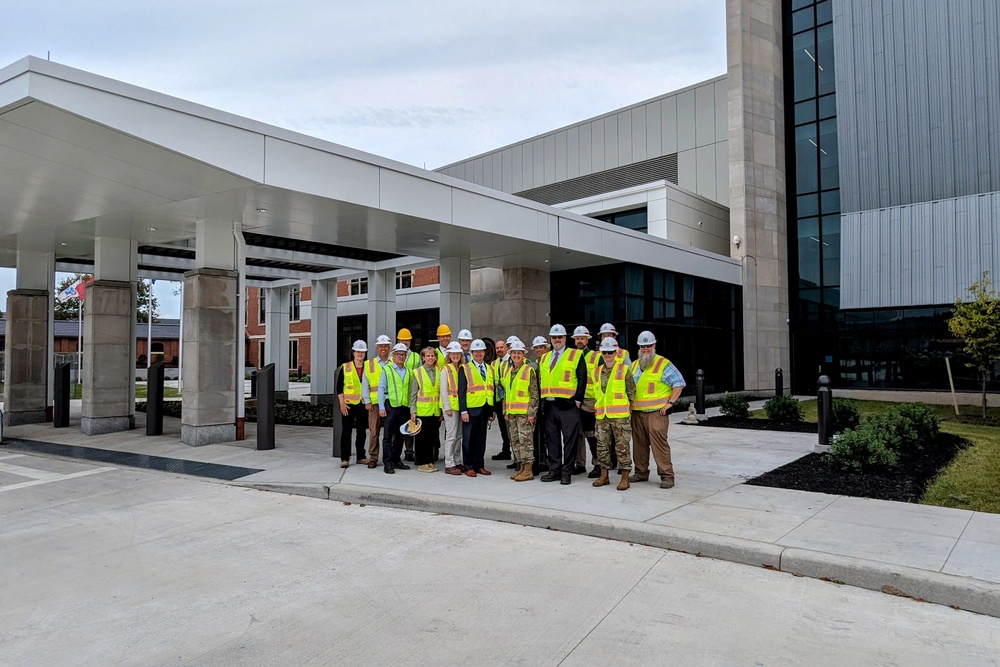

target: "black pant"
[382,404,409,465]
[461,406,491,470]
[544,400,580,476]
[495,401,511,453]
[414,415,440,465]
[340,402,368,461]
[581,409,598,461]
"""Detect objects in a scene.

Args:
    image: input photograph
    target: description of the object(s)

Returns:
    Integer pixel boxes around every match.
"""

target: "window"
[289,339,299,371]
[151,342,164,355]
[594,207,648,234]
[349,277,368,296]
[289,287,301,321]
[396,270,413,290]
[258,290,266,325]
[258,341,265,368]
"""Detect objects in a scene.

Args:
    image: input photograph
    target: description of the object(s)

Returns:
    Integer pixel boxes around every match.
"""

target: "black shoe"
[384,465,395,474]
[492,451,512,460]
[540,472,561,482]
[587,466,601,479]
[404,451,414,461]
[560,474,572,485]
[393,461,411,470]
[572,464,587,475]
[506,461,518,469]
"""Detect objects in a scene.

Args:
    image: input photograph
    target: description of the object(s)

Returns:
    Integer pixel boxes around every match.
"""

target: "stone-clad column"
[727,0,790,392]
[439,256,470,331]
[367,268,396,340]
[264,286,290,401]
[471,267,550,347]
[3,289,49,426]
[309,279,337,405]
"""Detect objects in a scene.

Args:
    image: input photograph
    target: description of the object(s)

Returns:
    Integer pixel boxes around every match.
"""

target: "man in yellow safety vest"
[458,338,494,477]
[361,334,392,468]
[538,324,588,485]
[397,327,420,462]
[628,331,685,489]
[571,325,601,478]
[377,343,413,474]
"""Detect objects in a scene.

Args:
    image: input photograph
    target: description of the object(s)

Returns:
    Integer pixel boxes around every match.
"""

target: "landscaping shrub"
[831,398,861,433]
[718,393,750,419]
[763,395,803,423]
[864,410,919,453]
[826,424,900,472]
[892,403,939,444]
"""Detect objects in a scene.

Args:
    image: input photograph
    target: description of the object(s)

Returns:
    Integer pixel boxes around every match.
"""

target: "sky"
[0,0,728,318]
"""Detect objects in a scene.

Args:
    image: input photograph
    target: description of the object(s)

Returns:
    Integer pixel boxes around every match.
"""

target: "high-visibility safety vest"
[463,362,495,409]
[341,362,364,405]
[436,348,448,368]
[504,364,535,416]
[539,348,581,399]
[383,365,411,408]
[444,364,460,411]
[404,350,421,371]
[614,348,630,365]
[592,362,630,419]
[631,355,673,411]
[413,366,441,417]
[364,358,389,403]
[581,349,601,400]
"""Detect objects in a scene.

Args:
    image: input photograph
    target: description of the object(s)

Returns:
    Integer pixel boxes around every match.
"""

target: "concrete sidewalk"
[3,399,999,617]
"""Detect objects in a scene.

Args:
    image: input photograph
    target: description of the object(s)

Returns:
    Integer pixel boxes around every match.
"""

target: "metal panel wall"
[841,192,1000,308]
[835,0,1000,213]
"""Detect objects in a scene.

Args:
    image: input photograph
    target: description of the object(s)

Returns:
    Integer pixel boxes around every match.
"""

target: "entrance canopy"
[0,57,739,285]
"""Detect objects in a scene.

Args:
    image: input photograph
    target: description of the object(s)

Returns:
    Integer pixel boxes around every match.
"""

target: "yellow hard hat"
[397,328,412,341]
[436,324,452,337]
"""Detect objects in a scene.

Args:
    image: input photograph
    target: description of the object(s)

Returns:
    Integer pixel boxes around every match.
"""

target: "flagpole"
[177,281,184,392]
[77,299,83,384]
[147,279,153,369]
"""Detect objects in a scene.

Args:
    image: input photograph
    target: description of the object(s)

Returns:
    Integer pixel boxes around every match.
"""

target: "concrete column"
[81,238,137,435]
[366,268,396,341]
[471,267,550,346]
[309,279,338,405]
[3,251,54,427]
[265,286,290,400]
[727,0,790,392]
[439,256,470,331]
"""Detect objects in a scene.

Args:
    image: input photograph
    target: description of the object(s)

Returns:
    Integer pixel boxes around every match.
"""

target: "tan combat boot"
[510,462,521,480]
[592,468,610,487]
[617,472,630,491]
[513,462,534,482]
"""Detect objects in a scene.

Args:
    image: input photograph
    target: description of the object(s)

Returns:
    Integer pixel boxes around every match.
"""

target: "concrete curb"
[234,480,1000,618]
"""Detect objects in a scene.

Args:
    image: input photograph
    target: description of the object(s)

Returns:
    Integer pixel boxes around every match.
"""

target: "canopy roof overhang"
[0,57,740,286]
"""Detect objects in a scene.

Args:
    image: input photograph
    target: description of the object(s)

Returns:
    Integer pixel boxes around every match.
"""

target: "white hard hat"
[445,341,463,353]
[375,334,392,346]
[352,340,368,352]
[470,339,487,351]
[549,324,567,336]
[572,325,591,338]
[391,343,408,354]
[599,323,617,335]
[531,336,549,348]
[637,331,657,346]
[457,329,473,340]
[509,340,527,352]
[599,338,620,353]
[505,335,521,346]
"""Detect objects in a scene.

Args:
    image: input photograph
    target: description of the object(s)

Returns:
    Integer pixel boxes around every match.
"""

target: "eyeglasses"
[639,344,654,349]
[601,351,616,355]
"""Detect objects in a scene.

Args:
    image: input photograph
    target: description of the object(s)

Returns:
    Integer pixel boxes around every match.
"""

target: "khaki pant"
[367,406,384,463]
[631,410,674,481]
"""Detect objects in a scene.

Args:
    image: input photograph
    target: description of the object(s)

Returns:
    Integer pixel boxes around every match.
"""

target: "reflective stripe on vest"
[539,348,581,399]
[384,365,411,408]
[463,362,495,408]
[404,350,421,371]
[414,366,441,417]
[593,362,630,419]
[364,358,387,403]
[445,364,460,411]
[632,355,672,411]
[436,348,447,368]
[341,362,363,404]
[582,349,600,400]
[505,365,534,415]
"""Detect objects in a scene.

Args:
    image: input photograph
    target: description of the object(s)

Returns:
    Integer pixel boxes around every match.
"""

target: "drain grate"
[3,439,264,481]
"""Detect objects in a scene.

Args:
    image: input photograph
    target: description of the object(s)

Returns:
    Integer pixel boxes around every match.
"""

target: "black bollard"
[53,362,71,428]
[257,363,275,450]
[775,368,784,397]
[250,370,258,399]
[817,375,833,449]
[331,364,343,459]
[146,361,165,436]
[695,369,706,416]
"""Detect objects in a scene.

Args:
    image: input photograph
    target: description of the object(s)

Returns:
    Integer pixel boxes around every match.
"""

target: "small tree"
[948,272,1000,417]
[54,273,159,323]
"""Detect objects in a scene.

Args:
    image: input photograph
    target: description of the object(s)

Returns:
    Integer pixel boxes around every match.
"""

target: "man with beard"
[629,331,685,489]
[571,326,601,477]
[538,324,588,485]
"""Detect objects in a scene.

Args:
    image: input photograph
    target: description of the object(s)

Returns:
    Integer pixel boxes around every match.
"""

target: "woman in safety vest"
[337,340,370,468]
[591,338,636,490]
[500,340,539,481]
[409,347,442,472]
[439,341,466,475]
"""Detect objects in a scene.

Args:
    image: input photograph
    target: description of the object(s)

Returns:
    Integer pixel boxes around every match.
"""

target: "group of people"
[337,323,685,490]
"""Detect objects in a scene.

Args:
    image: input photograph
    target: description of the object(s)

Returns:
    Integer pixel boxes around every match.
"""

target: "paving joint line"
[939,511,977,574]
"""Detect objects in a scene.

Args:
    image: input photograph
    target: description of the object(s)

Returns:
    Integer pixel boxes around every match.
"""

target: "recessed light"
[147,226,157,231]
[427,238,435,242]
[544,259,550,263]
[256,207,268,213]
[60,242,68,246]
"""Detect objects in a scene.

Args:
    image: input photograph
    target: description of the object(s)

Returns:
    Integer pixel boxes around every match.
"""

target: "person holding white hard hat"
[458,338,495,477]
[360,334,393,468]
[336,340,370,468]
[629,331,685,489]
[409,346,442,472]
[538,324,588,485]
[377,343,414,473]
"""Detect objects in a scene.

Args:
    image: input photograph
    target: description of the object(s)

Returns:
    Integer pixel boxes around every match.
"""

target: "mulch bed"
[685,417,818,433]
[745,433,970,503]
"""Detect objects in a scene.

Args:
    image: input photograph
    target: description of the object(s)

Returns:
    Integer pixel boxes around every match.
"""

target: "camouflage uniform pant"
[507,414,535,464]
[596,417,632,471]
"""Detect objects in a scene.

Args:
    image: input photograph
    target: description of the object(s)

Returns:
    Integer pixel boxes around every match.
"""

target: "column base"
[311,394,335,405]
[81,415,135,435]
[3,409,48,427]
[275,391,289,401]
[814,444,831,454]
[181,423,236,447]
